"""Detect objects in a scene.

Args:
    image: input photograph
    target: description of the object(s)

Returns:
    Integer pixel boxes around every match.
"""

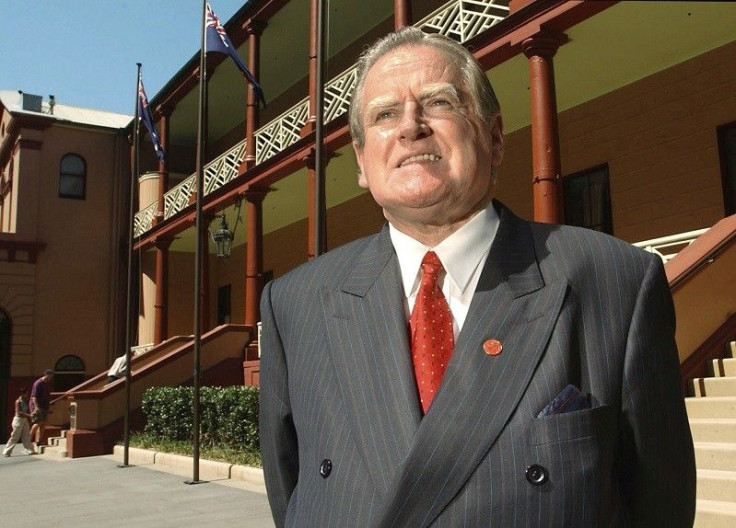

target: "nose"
[398,104,429,141]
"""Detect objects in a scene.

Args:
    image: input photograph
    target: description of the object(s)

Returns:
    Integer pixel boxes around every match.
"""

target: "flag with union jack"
[138,77,165,162]
[206,3,266,107]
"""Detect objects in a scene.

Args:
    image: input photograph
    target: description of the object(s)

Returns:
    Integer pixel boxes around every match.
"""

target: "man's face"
[353,44,503,231]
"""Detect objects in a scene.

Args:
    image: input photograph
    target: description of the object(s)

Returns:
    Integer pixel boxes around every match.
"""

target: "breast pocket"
[521,405,617,525]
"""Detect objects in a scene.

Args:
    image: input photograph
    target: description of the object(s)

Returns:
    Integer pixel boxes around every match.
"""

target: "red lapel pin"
[483,339,503,356]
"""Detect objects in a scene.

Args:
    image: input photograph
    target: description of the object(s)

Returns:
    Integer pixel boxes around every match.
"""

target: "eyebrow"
[363,82,462,117]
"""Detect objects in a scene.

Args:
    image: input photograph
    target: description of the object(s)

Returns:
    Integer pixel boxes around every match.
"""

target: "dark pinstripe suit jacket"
[259,201,696,527]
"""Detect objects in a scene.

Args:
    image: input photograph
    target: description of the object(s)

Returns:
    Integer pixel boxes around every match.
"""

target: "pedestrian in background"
[3,387,34,456]
[29,368,54,447]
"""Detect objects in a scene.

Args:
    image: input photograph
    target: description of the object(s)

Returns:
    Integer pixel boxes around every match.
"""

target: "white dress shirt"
[389,201,500,339]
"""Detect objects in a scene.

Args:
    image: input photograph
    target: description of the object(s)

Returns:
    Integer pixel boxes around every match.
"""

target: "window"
[54,354,85,392]
[718,122,736,216]
[59,154,86,199]
[217,284,232,325]
[563,164,613,234]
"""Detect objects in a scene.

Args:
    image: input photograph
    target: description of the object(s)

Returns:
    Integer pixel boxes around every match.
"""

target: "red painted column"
[153,237,171,344]
[152,106,172,345]
[522,31,568,224]
[241,20,266,172]
[244,188,268,328]
[394,0,412,28]
[200,214,212,332]
[153,107,171,225]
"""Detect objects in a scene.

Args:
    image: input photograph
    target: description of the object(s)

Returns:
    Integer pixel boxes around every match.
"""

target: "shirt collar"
[390,201,499,296]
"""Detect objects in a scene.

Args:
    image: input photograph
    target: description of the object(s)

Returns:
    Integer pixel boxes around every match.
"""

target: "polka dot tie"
[410,251,454,414]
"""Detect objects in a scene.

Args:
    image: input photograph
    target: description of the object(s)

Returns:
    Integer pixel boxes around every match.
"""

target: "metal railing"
[133,0,510,237]
[633,228,708,263]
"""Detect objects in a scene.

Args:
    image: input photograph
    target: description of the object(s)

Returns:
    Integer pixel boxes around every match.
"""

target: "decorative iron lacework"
[134,0,509,237]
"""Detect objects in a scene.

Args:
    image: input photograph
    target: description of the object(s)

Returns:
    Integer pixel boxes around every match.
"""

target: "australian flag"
[138,78,165,162]
[206,3,266,107]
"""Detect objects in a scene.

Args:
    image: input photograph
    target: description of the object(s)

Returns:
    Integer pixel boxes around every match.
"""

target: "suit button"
[319,459,332,478]
[525,464,548,485]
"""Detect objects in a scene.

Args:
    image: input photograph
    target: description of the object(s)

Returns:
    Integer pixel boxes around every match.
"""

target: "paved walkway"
[0,451,274,527]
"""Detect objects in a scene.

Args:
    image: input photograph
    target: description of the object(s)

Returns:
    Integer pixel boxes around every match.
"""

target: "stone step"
[686,397,736,419]
[40,444,68,459]
[695,499,736,528]
[695,442,736,472]
[689,419,736,443]
[697,469,736,503]
[691,377,736,397]
[48,436,67,449]
[711,358,736,378]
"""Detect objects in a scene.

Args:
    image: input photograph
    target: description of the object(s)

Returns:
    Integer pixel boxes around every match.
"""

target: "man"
[30,368,54,446]
[259,27,695,527]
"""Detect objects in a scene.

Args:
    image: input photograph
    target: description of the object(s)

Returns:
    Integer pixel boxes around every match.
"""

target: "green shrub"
[141,385,259,451]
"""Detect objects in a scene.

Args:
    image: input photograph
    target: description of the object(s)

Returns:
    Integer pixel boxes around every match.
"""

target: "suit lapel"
[323,226,421,493]
[379,204,569,527]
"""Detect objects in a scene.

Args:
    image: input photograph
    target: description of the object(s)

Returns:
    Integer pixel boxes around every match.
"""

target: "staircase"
[687,341,736,527]
[37,431,68,458]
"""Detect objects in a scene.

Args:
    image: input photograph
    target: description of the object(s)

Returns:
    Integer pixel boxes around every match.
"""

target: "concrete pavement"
[0,450,274,527]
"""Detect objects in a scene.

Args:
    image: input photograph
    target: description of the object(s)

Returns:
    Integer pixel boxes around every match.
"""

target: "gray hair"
[349,27,501,148]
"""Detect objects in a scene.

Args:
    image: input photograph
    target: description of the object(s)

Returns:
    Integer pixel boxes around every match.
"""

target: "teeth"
[400,154,440,166]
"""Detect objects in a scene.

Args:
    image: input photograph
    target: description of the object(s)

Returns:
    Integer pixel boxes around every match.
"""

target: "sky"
[1,1,250,116]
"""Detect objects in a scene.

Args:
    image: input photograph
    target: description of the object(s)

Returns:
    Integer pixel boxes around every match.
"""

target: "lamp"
[210,214,233,258]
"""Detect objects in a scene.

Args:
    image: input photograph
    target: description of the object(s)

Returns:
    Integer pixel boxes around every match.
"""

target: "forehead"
[362,45,463,97]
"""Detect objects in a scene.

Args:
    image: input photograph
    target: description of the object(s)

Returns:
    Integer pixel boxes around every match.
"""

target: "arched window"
[54,354,86,392]
[59,153,86,199]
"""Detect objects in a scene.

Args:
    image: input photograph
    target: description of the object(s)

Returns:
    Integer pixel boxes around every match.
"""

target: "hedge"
[141,385,259,452]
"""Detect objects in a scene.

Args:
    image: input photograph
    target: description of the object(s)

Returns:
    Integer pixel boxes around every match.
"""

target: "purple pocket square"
[537,384,591,418]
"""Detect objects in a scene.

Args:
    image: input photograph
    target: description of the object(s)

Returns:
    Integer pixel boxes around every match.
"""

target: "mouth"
[398,153,441,168]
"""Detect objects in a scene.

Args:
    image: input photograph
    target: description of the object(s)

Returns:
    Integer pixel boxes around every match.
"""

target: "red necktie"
[410,251,454,414]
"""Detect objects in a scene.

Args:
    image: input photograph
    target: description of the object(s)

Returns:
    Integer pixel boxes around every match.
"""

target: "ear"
[353,140,369,189]
[490,114,504,166]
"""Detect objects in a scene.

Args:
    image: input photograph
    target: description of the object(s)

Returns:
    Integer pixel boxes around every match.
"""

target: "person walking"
[29,368,54,447]
[3,387,34,456]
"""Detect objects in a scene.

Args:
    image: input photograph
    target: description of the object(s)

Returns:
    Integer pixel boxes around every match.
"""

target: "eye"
[374,109,395,122]
[429,98,451,107]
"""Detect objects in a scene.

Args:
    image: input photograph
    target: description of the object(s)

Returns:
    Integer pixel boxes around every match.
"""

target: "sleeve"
[619,255,696,526]
[258,280,299,528]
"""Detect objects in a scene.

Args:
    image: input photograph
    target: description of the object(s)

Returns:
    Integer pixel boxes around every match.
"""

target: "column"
[394,0,412,28]
[241,21,266,172]
[200,214,212,333]
[522,31,568,224]
[153,237,172,345]
[303,150,333,259]
[243,188,269,329]
[153,105,172,225]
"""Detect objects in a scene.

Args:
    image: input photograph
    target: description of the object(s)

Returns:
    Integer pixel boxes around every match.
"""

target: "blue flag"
[206,3,266,107]
[138,78,165,162]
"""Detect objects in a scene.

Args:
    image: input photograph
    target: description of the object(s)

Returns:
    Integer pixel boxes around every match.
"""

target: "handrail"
[633,228,708,263]
[133,0,510,237]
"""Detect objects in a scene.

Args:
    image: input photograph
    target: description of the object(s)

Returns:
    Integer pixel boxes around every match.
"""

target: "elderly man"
[259,27,695,527]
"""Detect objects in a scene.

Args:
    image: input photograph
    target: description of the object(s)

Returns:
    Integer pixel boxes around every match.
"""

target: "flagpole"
[186,0,208,486]
[120,63,141,469]
[314,0,327,256]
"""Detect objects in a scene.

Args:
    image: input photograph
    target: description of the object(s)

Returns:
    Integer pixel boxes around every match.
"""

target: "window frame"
[58,153,87,200]
[562,163,614,235]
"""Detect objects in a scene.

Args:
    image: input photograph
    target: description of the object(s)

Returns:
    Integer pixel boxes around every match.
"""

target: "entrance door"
[0,310,11,436]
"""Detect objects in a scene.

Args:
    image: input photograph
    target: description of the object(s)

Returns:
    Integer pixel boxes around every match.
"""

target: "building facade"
[0,90,131,433]
[127,0,735,372]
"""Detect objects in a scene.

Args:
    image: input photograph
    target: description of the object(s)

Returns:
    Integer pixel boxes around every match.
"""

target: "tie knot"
[420,251,443,283]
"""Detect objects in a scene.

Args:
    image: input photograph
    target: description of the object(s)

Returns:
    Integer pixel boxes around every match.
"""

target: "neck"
[386,196,493,247]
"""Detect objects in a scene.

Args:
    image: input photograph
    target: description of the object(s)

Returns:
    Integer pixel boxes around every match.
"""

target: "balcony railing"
[134,0,509,237]
[633,228,708,263]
